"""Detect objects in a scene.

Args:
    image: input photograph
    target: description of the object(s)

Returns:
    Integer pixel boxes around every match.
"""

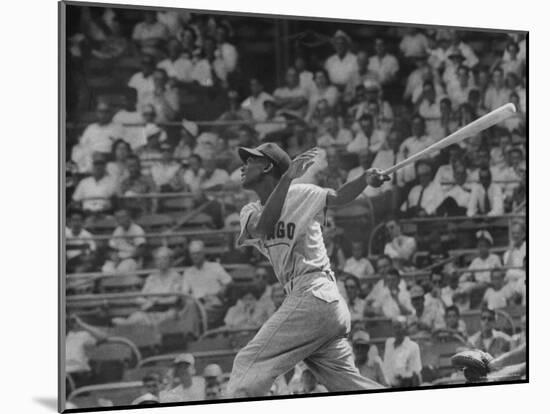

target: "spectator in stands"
[104,208,147,274]
[273,67,309,118]
[132,10,170,51]
[241,78,273,122]
[485,67,511,111]
[398,116,435,185]
[346,113,386,154]
[401,160,443,218]
[191,36,227,87]
[66,208,97,274]
[417,81,440,132]
[435,161,473,216]
[65,314,107,383]
[224,288,271,329]
[499,42,525,79]
[351,330,388,386]
[343,275,367,322]
[366,268,412,318]
[384,219,417,262]
[215,25,238,74]
[160,353,206,402]
[503,220,526,274]
[141,68,180,123]
[324,30,358,89]
[441,271,470,312]
[112,89,147,151]
[467,308,512,358]
[174,153,204,192]
[128,54,156,110]
[383,316,422,387]
[400,27,429,58]
[448,65,473,109]
[446,29,479,68]
[150,142,181,191]
[114,246,182,325]
[106,139,131,190]
[71,100,123,173]
[441,45,466,88]
[442,305,468,339]
[255,98,287,140]
[467,88,489,118]
[482,268,513,310]
[368,38,400,86]
[199,158,230,190]
[467,166,504,217]
[131,373,162,404]
[132,394,160,405]
[493,147,524,199]
[118,155,157,214]
[136,123,165,175]
[407,284,445,336]
[157,38,193,83]
[182,240,232,308]
[461,230,502,286]
[345,51,378,98]
[72,152,117,214]
[343,241,375,279]
[433,145,463,190]
[294,55,315,95]
[316,115,352,148]
[306,69,340,120]
[509,164,526,213]
[203,364,223,400]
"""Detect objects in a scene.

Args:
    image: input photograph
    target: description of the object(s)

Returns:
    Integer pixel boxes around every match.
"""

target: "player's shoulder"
[239,200,262,217]
[288,183,324,195]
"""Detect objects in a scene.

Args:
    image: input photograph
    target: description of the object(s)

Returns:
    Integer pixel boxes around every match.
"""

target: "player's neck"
[252,177,278,205]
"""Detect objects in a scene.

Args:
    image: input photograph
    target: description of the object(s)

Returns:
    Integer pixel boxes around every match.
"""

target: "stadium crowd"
[64,5,527,408]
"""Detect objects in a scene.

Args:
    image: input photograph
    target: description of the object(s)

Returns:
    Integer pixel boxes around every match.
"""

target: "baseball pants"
[226,272,383,397]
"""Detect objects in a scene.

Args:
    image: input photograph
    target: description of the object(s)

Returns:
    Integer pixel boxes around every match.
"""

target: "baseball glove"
[451,349,494,382]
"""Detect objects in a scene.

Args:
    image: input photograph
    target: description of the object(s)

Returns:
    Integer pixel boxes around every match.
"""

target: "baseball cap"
[132,393,160,405]
[238,143,291,177]
[174,353,195,366]
[410,284,425,299]
[476,230,494,245]
[352,330,371,344]
[203,364,223,378]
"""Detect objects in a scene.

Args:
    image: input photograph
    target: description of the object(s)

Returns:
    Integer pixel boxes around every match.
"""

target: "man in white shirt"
[132,10,170,47]
[150,142,181,191]
[484,67,511,111]
[71,101,124,173]
[346,113,386,154]
[157,38,193,83]
[199,158,230,190]
[72,152,117,213]
[384,219,416,262]
[66,314,107,378]
[343,241,375,279]
[383,316,422,387]
[366,268,413,318]
[316,116,353,148]
[447,65,473,109]
[159,354,206,403]
[106,209,147,274]
[368,38,400,86]
[482,268,513,310]
[241,78,273,122]
[401,160,444,217]
[467,167,504,217]
[503,221,526,283]
[461,230,502,285]
[181,240,232,305]
[398,116,435,185]
[273,67,309,118]
[112,89,146,150]
[66,208,97,273]
[435,164,473,216]
[215,25,238,74]
[128,54,156,110]
[324,30,358,88]
[446,30,479,69]
[399,28,429,58]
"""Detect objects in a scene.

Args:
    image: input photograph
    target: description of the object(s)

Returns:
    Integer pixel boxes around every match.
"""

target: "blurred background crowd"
[64,4,527,409]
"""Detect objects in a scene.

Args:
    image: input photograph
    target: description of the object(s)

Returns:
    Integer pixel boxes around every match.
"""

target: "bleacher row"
[66,302,525,408]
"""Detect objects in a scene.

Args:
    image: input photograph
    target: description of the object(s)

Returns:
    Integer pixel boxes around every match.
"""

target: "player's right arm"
[251,148,318,238]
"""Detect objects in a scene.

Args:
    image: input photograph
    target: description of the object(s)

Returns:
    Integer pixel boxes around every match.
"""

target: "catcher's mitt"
[451,349,494,382]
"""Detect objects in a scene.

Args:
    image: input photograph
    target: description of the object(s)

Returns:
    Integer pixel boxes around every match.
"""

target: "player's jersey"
[237,183,332,286]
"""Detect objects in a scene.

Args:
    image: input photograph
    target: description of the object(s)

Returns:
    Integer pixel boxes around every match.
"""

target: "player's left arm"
[326,168,390,207]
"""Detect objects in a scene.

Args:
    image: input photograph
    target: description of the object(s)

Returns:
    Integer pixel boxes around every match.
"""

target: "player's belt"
[284,269,335,295]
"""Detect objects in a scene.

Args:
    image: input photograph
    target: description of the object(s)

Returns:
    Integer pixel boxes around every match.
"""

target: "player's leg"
[226,283,347,397]
[305,336,385,391]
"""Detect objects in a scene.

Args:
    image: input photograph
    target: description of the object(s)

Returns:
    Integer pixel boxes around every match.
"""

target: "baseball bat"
[382,103,517,176]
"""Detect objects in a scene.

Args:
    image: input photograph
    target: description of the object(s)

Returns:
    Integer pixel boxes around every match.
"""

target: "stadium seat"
[136,214,174,232]
[98,275,143,293]
[68,381,144,409]
[88,337,142,383]
[108,324,162,355]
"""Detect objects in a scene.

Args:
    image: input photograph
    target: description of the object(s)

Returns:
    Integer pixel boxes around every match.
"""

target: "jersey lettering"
[267,221,296,241]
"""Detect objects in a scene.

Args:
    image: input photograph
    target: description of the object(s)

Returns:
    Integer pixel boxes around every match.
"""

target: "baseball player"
[226,143,389,397]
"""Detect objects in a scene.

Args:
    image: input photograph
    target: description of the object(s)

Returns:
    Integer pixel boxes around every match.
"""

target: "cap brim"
[238,147,265,163]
